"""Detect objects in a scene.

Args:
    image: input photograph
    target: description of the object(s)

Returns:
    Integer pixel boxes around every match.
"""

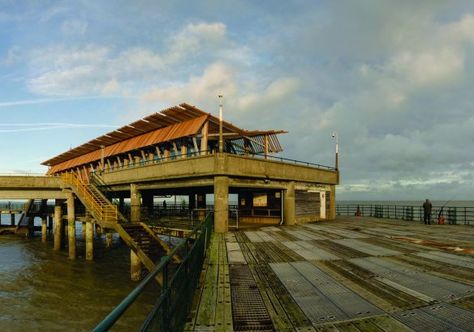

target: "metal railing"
[93,212,213,332]
[248,152,336,170]
[97,150,336,174]
[61,173,118,224]
[336,204,473,225]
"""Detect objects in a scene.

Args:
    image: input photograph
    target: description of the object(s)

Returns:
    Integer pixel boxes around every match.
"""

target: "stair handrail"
[61,172,118,224]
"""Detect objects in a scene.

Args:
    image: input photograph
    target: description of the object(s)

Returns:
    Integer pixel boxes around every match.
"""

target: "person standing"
[423,199,432,224]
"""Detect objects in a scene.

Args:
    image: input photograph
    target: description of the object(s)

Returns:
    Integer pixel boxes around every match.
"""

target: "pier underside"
[186,216,474,331]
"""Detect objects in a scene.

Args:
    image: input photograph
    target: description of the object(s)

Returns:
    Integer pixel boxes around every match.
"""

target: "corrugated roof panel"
[47,115,208,174]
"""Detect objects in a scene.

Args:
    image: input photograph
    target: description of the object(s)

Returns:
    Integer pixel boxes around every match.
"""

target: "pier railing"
[336,204,473,225]
[93,212,213,332]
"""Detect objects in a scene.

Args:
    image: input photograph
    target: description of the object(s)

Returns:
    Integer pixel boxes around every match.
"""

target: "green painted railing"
[93,212,213,332]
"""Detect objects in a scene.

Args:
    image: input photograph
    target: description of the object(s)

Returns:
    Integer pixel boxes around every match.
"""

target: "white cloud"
[141,62,237,109]
[167,22,227,63]
[389,48,464,86]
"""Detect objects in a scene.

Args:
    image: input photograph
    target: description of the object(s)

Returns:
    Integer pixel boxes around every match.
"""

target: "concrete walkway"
[187,216,474,331]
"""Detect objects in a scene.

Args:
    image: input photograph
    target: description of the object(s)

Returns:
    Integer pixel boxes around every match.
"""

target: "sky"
[1,1,473,201]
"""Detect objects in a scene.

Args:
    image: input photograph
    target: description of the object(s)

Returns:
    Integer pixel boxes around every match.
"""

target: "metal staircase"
[16,199,45,235]
[60,173,179,282]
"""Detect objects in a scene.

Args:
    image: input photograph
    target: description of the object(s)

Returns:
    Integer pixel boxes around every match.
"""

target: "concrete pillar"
[48,216,53,234]
[86,222,94,260]
[214,176,229,233]
[85,213,94,261]
[41,217,47,243]
[105,232,113,248]
[82,222,87,241]
[54,201,62,250]
[142,192,154,216]
[95,224,103,237]
[119,197,124,212]
[328,185,336,220]
[189,194,196,210]
[130,250,142,281]
[284,181,296,225]
[67,193,76,260]
[10,213,15,226]
[320,192,327,220]
[130,184,141,223]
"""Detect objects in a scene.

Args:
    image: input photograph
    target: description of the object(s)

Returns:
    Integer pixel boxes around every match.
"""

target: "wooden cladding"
[295,190,320,216]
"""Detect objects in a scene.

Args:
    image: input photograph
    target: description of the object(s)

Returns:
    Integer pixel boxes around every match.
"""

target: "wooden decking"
[186,216,474,331]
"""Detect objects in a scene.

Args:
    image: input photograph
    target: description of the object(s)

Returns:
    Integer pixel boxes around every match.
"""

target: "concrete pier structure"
[67,193,76,260]
[0,103,339,280]
[54,202,62,250]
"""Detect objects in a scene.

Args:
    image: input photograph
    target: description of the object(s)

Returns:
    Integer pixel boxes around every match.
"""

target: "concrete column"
[119,197,124,212]
[48,216,53,234]
[284,181,296,225]
[130,250,142,281]
[105,232,113,248]
[214,176,229,233]
[189,194,196,210]
[85,213,94,261]
[41,217,47,243]
[328,185,336,220]
[82,222,87,241]
[130,184,141,223]
[10,213,15,226]
[67,193,76,260]
[54,201,62,250]
[142,192,154,216]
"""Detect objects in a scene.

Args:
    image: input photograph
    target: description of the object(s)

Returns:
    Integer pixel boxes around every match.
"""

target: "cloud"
[24,22,237,97]
[166,22,227,63]
[140,62,237,111]
[61,19,88,35]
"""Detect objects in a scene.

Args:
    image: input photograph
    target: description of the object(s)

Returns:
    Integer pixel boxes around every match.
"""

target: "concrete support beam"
[82,222,87,241]
[41,217,47,243]
[67,193,76,260]
[86,222,94,261]
[130,250,142,281]
[284,181,296,225]
[54,201,62,250]
[142,193,154,215]
[130,183,141,223]
[85,213,94,261]
[10,213,15,226]
[105,232,113,248]
[214,176,229,233]
[189,194,196,210]
[329,185,336,220]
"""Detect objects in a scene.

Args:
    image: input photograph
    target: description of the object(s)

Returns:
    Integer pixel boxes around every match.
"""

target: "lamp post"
[332,132,338,170]
[218,95,224,153]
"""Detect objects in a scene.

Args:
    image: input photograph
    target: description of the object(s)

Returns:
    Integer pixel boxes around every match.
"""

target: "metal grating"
[331,238,401,256]
[229,264,274,331]
[414,251,474,270]
[291,261,383,319]
[393,303,474,331]
[350,257,474,301]
[270,262,348,324]
[281,241,339,261]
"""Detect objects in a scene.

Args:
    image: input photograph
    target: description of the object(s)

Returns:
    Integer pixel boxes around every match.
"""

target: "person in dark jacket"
[423,199,432,224]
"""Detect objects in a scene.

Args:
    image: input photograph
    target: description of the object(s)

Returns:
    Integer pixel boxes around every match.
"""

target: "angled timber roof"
[42,103,286,173]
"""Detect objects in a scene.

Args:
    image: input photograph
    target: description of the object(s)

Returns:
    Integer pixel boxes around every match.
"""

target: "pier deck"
[187,216,474,331]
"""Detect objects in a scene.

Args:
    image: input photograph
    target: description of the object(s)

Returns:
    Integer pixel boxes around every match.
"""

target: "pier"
[185,216,473,331]
[0,103,338,282]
